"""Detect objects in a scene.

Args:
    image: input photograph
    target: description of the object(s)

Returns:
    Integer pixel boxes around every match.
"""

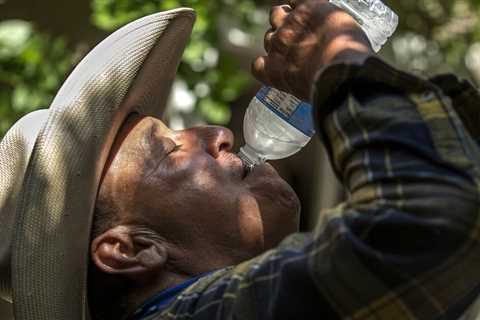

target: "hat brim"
[11,9,195,320]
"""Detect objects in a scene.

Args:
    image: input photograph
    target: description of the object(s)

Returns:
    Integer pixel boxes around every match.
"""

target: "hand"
[252,0,374,101]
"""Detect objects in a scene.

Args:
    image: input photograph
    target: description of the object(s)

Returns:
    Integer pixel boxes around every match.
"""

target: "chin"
[246,163,301,217]
[271,180,301,220]
[248,174,301,248]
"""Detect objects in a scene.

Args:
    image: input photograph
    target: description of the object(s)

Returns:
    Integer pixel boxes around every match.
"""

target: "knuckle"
[271,28,295,54]
[264,29,274,46]
[267,28,274,37]
[288,8,308,29]
[251,57,267,81]
[269,6,281,25]
[271,5,292,28]
[270,5,280,16]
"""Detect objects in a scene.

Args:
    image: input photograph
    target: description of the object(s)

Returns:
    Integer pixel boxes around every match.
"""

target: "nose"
[196,126,234,158]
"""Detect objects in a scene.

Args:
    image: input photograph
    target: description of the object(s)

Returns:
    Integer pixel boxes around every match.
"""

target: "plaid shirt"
[137,57,480,320]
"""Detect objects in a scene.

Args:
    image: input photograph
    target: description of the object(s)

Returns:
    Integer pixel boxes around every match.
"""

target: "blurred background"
[1,0,479,317]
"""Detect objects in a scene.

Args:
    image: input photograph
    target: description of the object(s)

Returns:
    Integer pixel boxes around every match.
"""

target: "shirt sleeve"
[151,57,480,320]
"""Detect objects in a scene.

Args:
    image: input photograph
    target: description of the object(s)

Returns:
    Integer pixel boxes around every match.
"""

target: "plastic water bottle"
[238,87,315,169]
[329,0,399,52]
[238,0,398,169]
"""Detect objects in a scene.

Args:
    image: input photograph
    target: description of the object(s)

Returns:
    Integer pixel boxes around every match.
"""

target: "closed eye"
[146,142,182,178]
[167,144,182,155]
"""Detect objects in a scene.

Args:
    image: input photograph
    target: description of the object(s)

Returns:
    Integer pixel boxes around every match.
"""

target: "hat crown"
[0,8,195,320]
[0,110,48,302]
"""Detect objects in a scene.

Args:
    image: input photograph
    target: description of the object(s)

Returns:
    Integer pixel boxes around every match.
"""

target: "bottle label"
[256,87,315,137]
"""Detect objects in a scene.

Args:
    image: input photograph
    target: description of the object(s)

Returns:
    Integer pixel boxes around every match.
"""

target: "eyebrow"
[142,121,178,178]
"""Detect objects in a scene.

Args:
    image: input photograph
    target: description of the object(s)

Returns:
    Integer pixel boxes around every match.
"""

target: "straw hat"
[0,8,195,319]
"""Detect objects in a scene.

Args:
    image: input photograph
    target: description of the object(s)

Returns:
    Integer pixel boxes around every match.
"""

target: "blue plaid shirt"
[133,57,480,320]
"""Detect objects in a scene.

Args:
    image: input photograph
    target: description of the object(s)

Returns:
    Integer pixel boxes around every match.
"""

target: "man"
[1,1,480,319]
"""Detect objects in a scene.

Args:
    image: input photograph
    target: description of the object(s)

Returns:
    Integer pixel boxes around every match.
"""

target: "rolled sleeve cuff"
[312,56,435,127]
[312,55,480,143]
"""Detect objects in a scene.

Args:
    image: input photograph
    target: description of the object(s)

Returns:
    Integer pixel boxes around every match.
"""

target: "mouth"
[235,154,250,179]
[234,152,256,179]
[218,152,250,180]
[241,161,253,179]
[236,151,257,179]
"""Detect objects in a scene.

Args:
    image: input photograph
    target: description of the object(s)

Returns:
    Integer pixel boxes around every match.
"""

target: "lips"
[242,164,250,179]
[217,152,247,180]
[236,154,256,179]
[243,162,277,182]
[237,154,250,179]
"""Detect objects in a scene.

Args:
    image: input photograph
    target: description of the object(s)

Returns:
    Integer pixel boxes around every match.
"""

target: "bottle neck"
[238,144,266,170]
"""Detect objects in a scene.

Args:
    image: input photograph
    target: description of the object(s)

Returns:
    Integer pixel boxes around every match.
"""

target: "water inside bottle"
[329,0,398,52]
[238,88,314,170]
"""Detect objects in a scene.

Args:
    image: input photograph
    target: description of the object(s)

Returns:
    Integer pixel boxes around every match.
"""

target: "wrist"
[317,8,375,67]
[322,32,374,66]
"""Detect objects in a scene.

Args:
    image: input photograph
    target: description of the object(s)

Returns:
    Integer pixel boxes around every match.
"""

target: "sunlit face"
[97,114,300,273]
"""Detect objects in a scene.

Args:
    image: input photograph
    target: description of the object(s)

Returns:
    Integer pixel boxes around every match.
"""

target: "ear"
[91,225,168,277]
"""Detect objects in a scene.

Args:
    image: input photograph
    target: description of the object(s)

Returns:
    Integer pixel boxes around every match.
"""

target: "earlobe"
[91,225,168,277]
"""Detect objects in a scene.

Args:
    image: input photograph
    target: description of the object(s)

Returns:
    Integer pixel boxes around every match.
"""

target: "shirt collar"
[131,272,211,319]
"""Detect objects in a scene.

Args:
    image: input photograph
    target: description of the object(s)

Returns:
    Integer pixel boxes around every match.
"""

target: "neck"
[125,270,191,317]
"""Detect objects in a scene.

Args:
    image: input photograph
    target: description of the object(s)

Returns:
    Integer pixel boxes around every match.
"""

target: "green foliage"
[0,20,73,136]
[91,0,257,124]
[389,0,480,76]
[2,0,480,137]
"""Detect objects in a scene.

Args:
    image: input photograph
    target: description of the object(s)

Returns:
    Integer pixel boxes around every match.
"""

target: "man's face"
[98,114,300,273]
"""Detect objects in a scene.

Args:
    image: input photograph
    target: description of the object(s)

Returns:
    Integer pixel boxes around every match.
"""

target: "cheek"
[171,153,230,192]
[147,154,237,216]
[236,194,265,251]
[249,175,300,216]
[248,176,301,247]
